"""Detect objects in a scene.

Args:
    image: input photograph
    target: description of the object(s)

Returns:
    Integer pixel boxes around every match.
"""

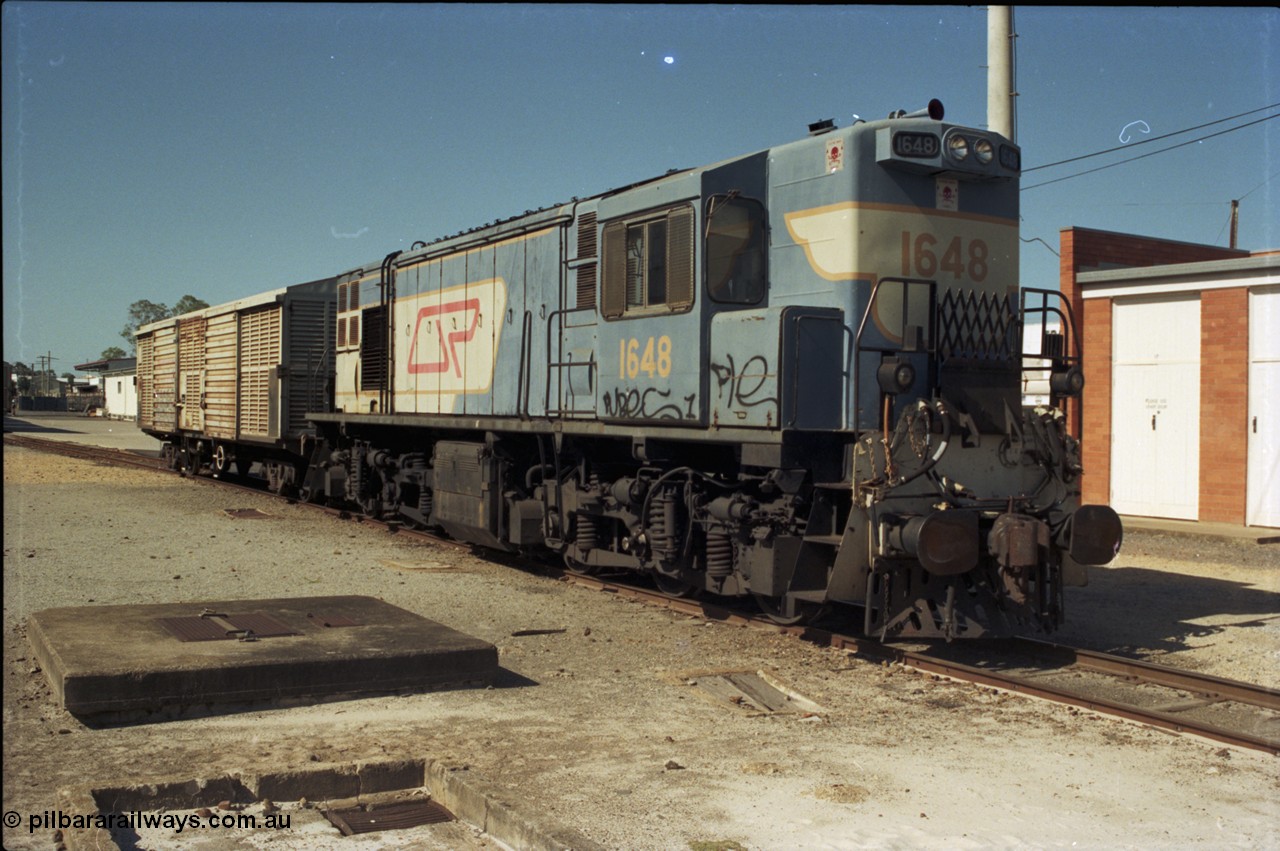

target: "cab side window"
[705,194,766,305]
[602,205,694,319]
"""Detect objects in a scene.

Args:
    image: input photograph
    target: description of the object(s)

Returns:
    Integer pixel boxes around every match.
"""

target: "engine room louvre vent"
[577,212,598,310]
[577,265,597,310]
[577,212,598,259]
[360,305,387,391]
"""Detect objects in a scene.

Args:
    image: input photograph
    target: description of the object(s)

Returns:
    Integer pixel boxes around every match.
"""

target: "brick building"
[1059,227,1279,528]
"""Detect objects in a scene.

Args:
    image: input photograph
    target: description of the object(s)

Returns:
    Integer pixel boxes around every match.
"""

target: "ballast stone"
[27,595,498,717]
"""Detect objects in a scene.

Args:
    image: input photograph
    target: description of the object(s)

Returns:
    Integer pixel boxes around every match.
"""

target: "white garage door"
[1111,295,1200,520]
[1248,286,1280,528]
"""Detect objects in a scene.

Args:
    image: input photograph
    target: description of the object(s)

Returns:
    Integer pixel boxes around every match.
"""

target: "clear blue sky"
[3,4,1276,369]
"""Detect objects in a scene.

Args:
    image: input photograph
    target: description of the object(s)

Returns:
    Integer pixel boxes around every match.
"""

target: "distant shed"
[1060,227,1279,529]
[73,357,138,420]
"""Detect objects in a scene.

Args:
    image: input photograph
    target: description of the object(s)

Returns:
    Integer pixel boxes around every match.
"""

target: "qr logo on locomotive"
[403,278,506,391]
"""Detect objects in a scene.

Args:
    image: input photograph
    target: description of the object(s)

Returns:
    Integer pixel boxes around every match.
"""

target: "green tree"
[120,296,211,352]
[100,346,127,360]
[171,294,210,317]
[121,299,171,349]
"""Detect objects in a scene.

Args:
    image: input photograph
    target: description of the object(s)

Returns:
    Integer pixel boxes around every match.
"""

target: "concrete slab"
[4,411,164,455]
[27,596,498,718]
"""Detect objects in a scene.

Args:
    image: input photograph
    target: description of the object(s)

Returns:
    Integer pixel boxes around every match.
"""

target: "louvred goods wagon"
[135,277,337,492]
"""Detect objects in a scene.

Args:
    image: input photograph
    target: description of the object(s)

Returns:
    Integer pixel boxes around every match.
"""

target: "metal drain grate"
[157,612,300,642]
[324,799,454,836]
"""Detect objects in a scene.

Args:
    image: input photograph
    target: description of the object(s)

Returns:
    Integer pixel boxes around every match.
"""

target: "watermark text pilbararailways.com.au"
[7,809,292,834]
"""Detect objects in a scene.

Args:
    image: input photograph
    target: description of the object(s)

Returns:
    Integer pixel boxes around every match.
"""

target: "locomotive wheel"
[653,571,699,599]
[563,554,599,576]
[753,593,825,626]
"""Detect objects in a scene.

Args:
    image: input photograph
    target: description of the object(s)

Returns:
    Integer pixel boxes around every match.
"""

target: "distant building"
[2,361,13,414]
[1060,228,1278,529]
[73,357,137,420]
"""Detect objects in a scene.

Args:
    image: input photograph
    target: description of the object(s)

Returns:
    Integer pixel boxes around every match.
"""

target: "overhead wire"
[1023,102,1280,173]
[1021,113,1279,191]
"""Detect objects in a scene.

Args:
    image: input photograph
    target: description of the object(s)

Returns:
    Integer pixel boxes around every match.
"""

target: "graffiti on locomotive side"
[710,353,778,419]
[602,386,697,420]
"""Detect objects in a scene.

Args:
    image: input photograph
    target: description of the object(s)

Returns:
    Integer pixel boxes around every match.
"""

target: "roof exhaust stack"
[807,118,836,136]
[890,99,945,121]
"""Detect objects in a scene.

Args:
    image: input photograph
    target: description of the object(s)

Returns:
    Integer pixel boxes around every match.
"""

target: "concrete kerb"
[57,757,604,851]
[1120,516,1280,545]
[426,760,607,851]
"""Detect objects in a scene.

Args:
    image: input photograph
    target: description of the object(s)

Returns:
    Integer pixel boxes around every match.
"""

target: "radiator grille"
[286,298,334,435]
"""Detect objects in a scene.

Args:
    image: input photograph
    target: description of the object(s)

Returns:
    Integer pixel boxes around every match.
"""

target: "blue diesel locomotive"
[138,101,1122,639]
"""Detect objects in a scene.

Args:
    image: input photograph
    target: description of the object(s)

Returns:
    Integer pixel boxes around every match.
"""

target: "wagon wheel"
[211,444,239,479]
[175,446,199,477]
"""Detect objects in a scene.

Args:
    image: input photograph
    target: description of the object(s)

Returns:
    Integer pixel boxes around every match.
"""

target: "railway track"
[3,432,170,472]
[563,573,1280,755]
[9,432,1278,755]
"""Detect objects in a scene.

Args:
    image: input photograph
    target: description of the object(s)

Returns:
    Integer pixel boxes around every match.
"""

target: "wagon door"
[238,305,282,440]
[177,316,207,431]
[151,322,178,431]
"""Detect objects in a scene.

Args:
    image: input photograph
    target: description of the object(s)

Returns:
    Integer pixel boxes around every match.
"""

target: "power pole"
[988,6,1017,141]
[1229,199,1239,249]
[35,352,58,397]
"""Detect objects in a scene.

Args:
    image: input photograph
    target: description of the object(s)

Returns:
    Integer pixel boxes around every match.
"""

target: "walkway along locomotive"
[136,100,1122,639]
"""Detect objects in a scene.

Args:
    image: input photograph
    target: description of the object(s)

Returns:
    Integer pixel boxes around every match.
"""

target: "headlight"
[947,134,969,161]
[974,138,994,164]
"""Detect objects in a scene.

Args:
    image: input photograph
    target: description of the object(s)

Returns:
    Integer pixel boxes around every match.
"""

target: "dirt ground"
[3,443,1278,850]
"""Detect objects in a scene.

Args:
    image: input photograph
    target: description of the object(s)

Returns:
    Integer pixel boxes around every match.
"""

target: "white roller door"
[1248,286,1280,527]
[1111,295,1200,519]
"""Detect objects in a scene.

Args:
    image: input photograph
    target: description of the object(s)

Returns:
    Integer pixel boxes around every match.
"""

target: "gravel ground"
[3,440,1278,851]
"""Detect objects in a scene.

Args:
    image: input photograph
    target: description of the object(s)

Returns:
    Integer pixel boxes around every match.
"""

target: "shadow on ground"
[2,415,84,435]
[1055,562,1278,659]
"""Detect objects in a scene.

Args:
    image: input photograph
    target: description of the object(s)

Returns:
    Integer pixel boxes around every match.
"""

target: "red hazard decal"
[408,298,482,376]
